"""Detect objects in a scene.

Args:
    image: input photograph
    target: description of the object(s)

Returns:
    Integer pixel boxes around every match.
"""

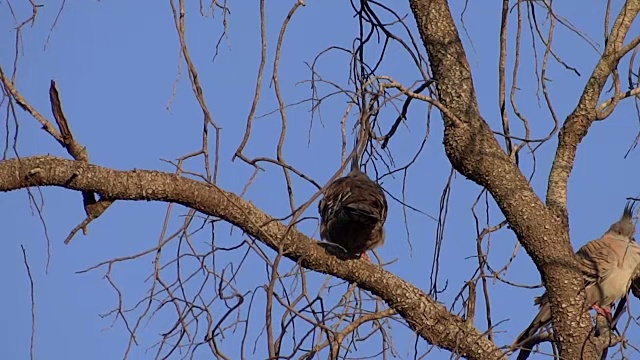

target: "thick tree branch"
[547,0,640,221]
[0,155,505,360]
[408,0,607,357]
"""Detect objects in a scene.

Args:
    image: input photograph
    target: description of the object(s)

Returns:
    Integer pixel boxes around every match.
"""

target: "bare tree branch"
[0,155,506,360]
[5,1,640,359]
[547,0,640,222]
[406,0,629,357]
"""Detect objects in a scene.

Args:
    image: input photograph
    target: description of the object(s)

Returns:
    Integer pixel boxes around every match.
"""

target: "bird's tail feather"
[513,302,551,348]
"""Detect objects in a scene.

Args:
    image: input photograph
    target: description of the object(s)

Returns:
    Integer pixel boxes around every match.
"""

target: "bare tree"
[3,0,640,359]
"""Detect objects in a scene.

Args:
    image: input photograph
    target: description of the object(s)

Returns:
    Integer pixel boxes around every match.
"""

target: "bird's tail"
[513,299,551,348]
[350,152,359,173]
[350,109,370,174]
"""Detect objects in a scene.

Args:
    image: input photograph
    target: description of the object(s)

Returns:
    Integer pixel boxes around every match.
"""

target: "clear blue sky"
[2,1,640,359]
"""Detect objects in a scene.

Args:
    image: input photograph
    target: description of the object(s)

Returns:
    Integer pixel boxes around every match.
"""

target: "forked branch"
[406,0,627,357]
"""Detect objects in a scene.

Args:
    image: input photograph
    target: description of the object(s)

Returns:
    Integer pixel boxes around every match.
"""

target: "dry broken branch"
[48,81,114,242]
[0,68,114,242]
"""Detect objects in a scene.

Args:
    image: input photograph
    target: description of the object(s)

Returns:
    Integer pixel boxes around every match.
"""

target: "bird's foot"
[360,252,371,261]
[591,304,613,322]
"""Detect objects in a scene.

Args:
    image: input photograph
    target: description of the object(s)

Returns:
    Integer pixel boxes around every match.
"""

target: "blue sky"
[2,1,640,359]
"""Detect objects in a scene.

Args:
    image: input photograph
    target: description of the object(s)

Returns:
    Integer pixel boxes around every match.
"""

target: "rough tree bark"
[2,1,640,359]
[0,156,505,360]
[408,0,640,358]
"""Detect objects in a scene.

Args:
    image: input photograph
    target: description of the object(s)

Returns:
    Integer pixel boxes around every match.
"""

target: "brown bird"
[514,202,640,354]
[318,158,388,259]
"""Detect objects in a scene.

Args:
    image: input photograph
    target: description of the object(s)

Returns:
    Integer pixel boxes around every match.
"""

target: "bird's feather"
[318,168,387,257]
[513,201,640,353]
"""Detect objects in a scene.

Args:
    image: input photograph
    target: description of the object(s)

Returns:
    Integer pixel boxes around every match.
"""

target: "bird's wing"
[343,179,386,220]
[630,260,640,299]
[575,236,620,285]
[319,172,387,225]
[318,177,350,219]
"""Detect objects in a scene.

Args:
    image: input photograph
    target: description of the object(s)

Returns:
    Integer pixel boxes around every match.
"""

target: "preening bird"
[513,202,640,352]
[318,157,388,259]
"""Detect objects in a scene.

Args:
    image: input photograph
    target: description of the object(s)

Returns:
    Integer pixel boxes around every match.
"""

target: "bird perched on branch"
[318,157,388,260]
[514,202,640,353]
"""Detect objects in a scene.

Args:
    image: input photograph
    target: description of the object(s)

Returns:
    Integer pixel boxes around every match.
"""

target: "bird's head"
[607,201,637,239]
